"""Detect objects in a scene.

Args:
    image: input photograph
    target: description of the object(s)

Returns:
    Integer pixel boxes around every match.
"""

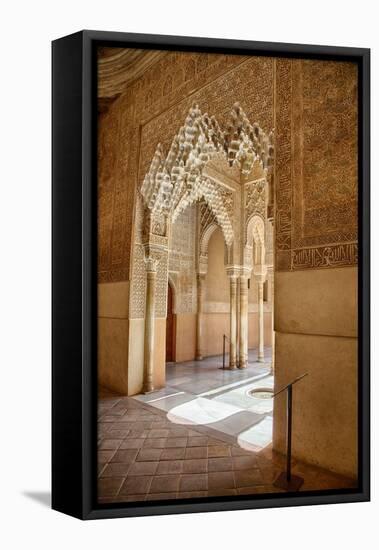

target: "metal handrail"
[273,372,308,398]
[273,372,309,490]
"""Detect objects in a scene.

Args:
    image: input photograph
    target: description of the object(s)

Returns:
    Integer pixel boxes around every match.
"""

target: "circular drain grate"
[248,388,274,400]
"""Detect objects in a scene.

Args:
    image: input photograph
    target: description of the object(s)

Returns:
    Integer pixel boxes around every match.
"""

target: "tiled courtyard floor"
[98,388,357,504]
[134,348,274,451]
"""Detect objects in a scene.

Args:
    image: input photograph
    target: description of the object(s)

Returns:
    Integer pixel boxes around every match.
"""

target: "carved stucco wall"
[97,52,359,471]
[169,205,197,315]
[98,99,138,283]
[98,53,357,284]
[98,51,274,284]
[275,59,358,271]
[273,59,358,477]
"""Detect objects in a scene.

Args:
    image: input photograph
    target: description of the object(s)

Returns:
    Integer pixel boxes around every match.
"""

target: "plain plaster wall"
[98,282,166,396]
[98,282,129,393]
[175,313,196,362]
[273,267,358,478]
[205,228,229,303]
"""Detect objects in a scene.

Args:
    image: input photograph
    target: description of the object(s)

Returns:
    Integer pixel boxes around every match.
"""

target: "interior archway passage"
[97,51,358,495]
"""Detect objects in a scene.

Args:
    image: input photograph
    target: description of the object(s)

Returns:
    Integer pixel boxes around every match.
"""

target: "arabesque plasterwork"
[98,51,358,287]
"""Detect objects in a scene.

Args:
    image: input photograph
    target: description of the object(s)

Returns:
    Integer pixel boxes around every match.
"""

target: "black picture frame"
[52,30,370,520]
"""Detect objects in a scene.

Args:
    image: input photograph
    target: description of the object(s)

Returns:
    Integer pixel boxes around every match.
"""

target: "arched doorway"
[166,282,176,362]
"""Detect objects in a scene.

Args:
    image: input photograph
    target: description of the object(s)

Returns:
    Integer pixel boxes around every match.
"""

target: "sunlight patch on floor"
[211,375,274,414]
[164,377,274,449]
[237,415,273,451]
[167,396,241,425]
[198,372,270,398]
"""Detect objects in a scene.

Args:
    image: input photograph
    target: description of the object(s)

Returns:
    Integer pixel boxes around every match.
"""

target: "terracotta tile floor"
[133,349,274,450]
[97,389,357,504]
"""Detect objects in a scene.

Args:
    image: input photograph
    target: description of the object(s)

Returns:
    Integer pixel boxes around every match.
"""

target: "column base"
[195,354,203,361]
[227,363,237,370]
[257,356,265,363]
[143,384,155,394]
[238,361,247,369]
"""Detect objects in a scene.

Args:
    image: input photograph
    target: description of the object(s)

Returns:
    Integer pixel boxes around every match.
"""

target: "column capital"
[253,265,267,283]
[143,244,164,273]
[239,266,252,280]
[226,265,241,279]
[144,257,159,273]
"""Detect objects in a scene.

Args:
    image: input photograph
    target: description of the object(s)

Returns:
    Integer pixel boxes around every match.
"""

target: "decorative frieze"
[291,243,358,270]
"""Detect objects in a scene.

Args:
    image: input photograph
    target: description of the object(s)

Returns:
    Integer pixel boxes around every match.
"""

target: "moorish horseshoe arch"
[139,103,274,392]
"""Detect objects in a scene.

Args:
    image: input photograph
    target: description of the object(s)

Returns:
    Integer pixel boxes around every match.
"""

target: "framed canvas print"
[52,30,370,520]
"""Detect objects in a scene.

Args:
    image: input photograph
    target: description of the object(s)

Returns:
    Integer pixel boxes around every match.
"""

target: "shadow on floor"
[22,491,51,508]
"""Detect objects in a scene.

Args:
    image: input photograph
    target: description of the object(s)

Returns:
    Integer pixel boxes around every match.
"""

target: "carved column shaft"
[143,261,157,393]
[270,272,275,373]
[236,277,240,365]
[238,276,249,369]
[196,274,205,361]
[229,275,238,369]
[257,280,265,362]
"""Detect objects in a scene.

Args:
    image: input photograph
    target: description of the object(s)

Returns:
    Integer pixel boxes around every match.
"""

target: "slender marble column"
[238,276,249,369]
[270,273,275,374]
[257,279,265,362]
[228,274,238,369]
[196,274,205,361]
[236,277,240,367]
[143,259,158,393]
